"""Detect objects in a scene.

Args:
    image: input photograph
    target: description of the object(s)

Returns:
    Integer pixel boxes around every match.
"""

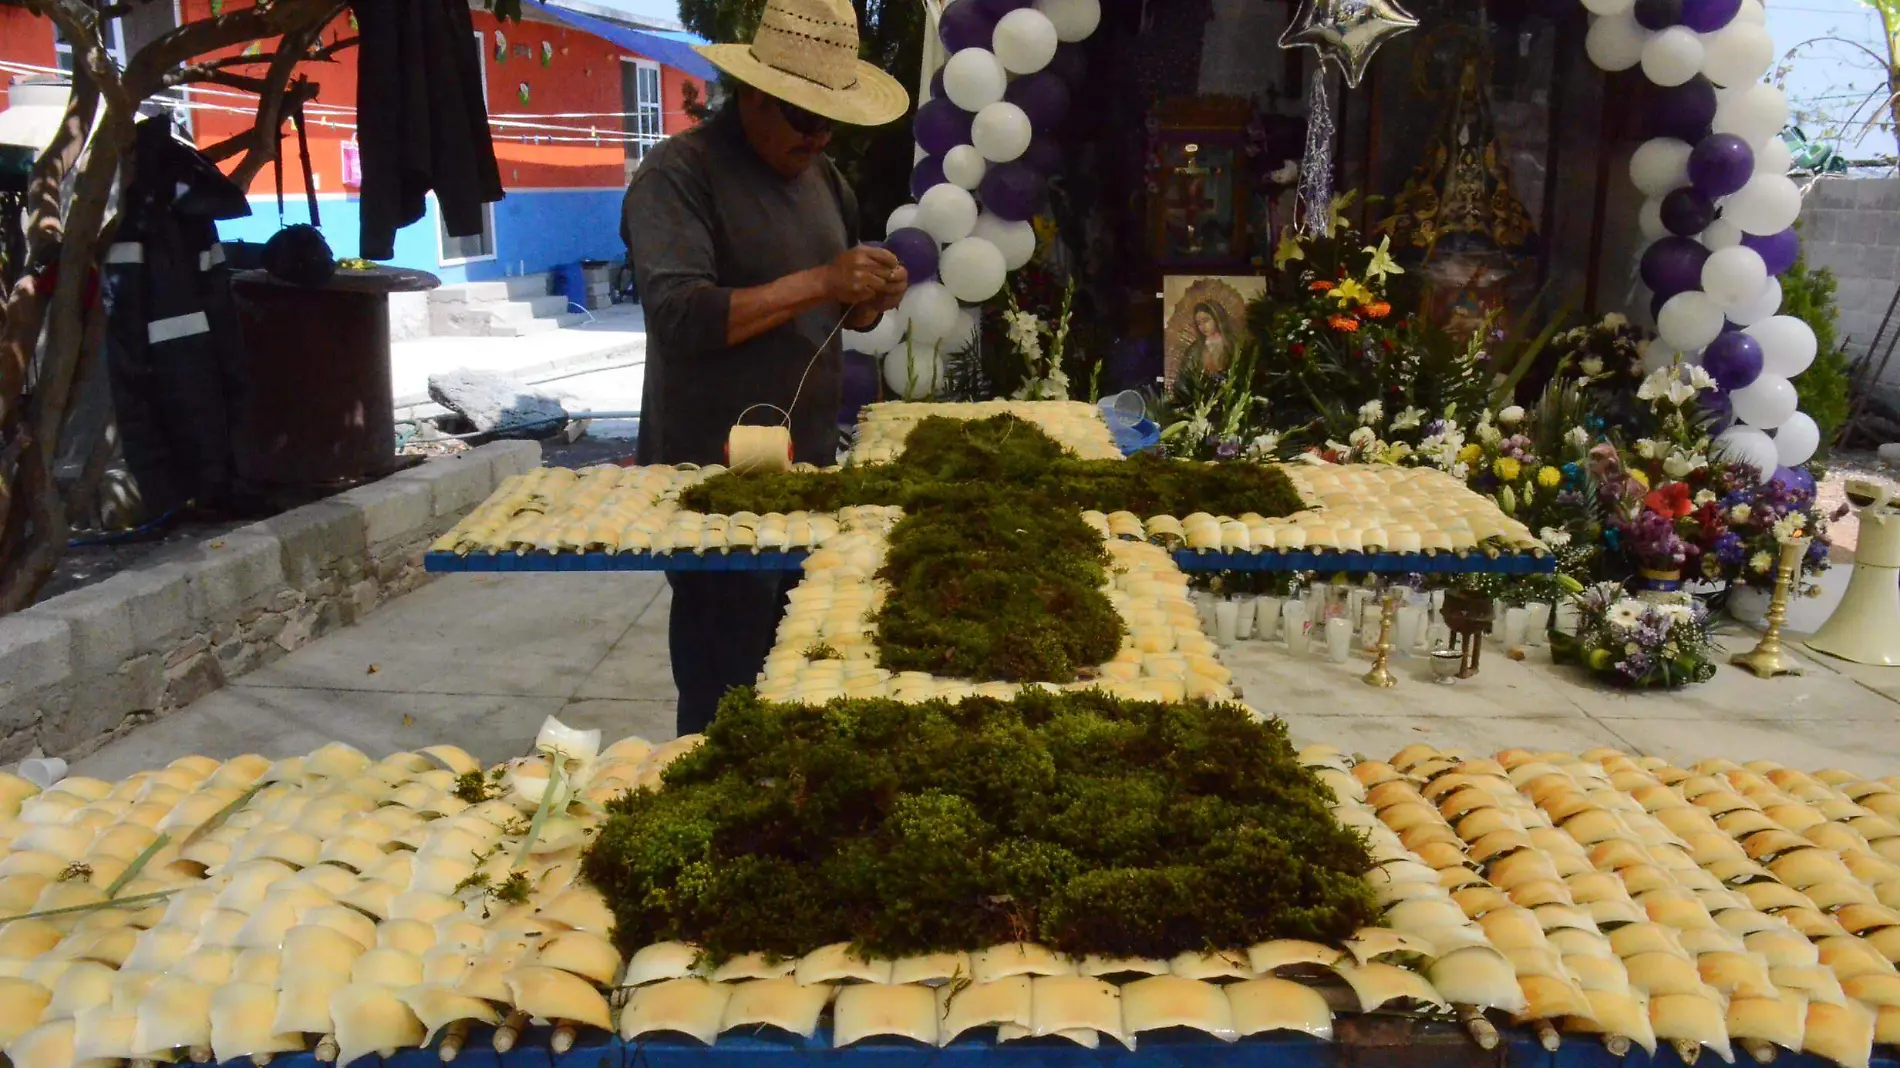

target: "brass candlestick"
[1363,592,1400,688]
[1731,536,1811,679]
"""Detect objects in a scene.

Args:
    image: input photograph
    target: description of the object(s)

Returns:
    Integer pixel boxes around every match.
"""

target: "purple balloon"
[1703,330,1765,392]
[1661,188,1717,237]
[1046,42,1088,86]
[1634,0,1683,29]
[977,160,1047,221]
[1640,236,1712,298]
[914,98,973,156]
[1772,464,1817,497]
[939,0,996,53]
[1004,72,1070,134]
[1682,0,1742,32]
[929,68,945,102]
[1701,388,1736,432]
[885,227,940,282]
[1019,136,1063,178]
[1689,134,1755,197]
[1741,228,1800,276]
[840,350,879,421]
[910,156,946,200]
[975,0,1033,15]
[1648,77,1718,142]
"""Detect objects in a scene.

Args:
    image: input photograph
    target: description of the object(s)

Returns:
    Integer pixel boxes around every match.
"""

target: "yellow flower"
[1363,234,1406,284]
[1331,279,1375,306]
[1629,469,1650,490]
[1537,465,1562,488]
[1274,231,1306,270]
[1493,457,1522,482]
[1457,443,1484,465]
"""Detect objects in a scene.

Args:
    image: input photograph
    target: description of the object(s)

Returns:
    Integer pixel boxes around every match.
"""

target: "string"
[734,301,860,430]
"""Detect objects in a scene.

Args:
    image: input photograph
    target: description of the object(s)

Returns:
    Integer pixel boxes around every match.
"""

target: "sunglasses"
[777,98,833,137]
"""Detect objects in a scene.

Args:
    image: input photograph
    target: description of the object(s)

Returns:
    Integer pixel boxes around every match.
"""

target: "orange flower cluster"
[1327,315,1360,333]
[1310,280,1335,293]
[1363,302,1392,319]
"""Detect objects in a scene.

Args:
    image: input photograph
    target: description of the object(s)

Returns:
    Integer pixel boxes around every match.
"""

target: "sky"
[557,0,686,31]
[1765,0,1896,167]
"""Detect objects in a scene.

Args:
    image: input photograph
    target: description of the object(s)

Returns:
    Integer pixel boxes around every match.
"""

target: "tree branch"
[161,33,358,87]
[123,0,343,100]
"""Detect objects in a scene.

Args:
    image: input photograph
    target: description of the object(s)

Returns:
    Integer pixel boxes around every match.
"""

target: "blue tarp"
[526,0,720,82]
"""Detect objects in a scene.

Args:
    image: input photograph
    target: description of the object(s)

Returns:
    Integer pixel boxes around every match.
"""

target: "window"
[621,59,664,165]
[53,13,125,72]
[439,31,496,264]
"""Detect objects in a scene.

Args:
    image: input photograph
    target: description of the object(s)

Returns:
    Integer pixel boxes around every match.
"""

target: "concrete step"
[483,294,573,323]
[428,274,551,305]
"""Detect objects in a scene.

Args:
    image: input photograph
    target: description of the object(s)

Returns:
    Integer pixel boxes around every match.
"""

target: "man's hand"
[825,245,905,307]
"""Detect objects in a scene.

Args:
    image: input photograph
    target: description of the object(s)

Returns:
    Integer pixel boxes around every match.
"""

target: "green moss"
[580,688,1378,961]
[453,770,499,804]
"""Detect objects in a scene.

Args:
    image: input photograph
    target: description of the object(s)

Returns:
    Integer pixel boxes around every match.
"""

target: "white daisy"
[1608,600,1645,630]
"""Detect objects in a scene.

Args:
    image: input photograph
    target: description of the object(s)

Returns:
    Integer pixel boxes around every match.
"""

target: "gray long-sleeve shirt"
[622,109,859,467]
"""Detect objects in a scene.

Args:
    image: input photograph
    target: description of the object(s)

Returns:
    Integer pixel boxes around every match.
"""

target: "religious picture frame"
[1161,275,1266,387]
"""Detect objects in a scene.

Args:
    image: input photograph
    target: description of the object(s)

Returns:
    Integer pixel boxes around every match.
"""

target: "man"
[622,0,911,736]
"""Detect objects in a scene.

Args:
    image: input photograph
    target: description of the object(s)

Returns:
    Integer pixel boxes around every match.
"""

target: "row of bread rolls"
[848,400,1122,465]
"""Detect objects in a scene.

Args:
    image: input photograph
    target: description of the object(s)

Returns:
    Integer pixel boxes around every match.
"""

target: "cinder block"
[334,477,434,545]
[180,532,286,618]
[390,453,496,517]
[474,439,543,482]
[17,584,134,679]
[0,614,73,707]
[252,500,368,588]
[84,567,197,654]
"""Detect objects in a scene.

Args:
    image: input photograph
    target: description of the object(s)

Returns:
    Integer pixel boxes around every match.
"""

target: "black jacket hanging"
[101,117,252,516]
[352,0,505,260]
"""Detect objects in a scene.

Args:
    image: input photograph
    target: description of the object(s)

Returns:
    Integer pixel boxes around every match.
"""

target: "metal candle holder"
[1731,536,1811,679]
[1363,591,1400,688]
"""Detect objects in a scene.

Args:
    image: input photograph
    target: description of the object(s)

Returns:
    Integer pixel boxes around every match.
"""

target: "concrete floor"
[72,566,1900,782]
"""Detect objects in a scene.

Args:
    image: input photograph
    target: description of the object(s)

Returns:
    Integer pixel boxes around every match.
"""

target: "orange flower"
[1310,280,1335,293]
[1363,301,1392,319]
[1328,315,1360,333]
[1644,482,1695,520]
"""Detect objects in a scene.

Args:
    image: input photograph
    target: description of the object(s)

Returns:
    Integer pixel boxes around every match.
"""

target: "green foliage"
[1779,255,1853,451]
[580,688,1379,960]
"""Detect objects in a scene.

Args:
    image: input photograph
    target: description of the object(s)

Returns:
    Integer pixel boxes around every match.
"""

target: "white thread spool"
[726,424,794,474]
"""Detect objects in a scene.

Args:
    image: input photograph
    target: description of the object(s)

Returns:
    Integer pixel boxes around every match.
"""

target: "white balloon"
[1701,246,1768,307]
[938,236,1008,302]
[1702,217,1744,250]
[1725,172,1801,235]
[882,347,945,399]
[942,309,980,354]
[1035,0,1101,42]
[1641,27,1705,87]
[1639,197,1670,241]
[972,213,1037,270]
[1640,340,1682,373]
[1732,373,1799,429]
[1701,22,1773,87]
[1735,0,1765,25]
[841,328,872,353]
[900,281,962,344]
[860,309,908,354]
[1658,290,1726,351]
[886,203,920,236]
[1774,411,1821,467]
[915,182,979,244]
[971,101,1033,163]
[1714,425,1778,481]
[992,9,1059,74]
[943,48,1008,112]
[1725,275,1782,327]
[1714,83,1790,147]
[1745,314,1818,378]
[1582,0,1633,14]
[943,144,988,189]
[1754,136,1793,174]
[1586,11,1647,72]
[1630,138,1693,198]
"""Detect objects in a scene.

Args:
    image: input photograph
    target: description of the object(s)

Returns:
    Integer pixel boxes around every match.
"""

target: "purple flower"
[1216,439,1240,459]
[1713,533,1745,565]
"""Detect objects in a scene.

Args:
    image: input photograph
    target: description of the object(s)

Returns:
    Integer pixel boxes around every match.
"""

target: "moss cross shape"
[683,414,1307,682]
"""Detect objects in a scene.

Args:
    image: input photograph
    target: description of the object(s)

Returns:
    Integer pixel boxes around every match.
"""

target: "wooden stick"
[493,1011,529,1053]
[551,1022,577,1054]
[1742,1039,1779,1064]
[1533,1018,1560,1052]
[315,1034,339,1063]
[438,1020,469,1063]
[1673,1039,1703,1066]
[609,987,630,1008]
[1603,1034,1632,1058]
[1457,1005,1500,1051]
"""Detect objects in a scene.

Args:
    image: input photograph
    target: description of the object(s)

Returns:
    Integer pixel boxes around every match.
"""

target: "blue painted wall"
[216,188,625,286]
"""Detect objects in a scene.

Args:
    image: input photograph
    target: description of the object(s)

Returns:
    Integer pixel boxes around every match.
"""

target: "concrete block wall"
[0,441,541,762]
[1797,177,1900,382]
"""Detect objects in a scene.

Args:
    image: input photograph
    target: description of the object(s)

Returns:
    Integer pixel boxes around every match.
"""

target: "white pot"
[1728,584,1772,626]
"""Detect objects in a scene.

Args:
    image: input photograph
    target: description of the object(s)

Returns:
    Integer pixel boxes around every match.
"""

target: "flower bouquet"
[1551,583,1719,688]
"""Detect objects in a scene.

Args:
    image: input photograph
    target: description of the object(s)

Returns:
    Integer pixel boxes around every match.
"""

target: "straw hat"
[696,0,910,127]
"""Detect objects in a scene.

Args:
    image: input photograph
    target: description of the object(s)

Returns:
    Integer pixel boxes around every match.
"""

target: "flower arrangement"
[1558,584,1718,688]
[1004,277,1076,402]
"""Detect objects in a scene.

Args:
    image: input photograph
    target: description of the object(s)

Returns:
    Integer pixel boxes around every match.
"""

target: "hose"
[67,508,181,548]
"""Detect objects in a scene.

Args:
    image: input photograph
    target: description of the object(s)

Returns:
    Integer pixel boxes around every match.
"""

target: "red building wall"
[0,6,59,111]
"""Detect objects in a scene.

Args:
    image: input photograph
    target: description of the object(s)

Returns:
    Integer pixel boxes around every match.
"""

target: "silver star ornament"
[1278,0,1421,88]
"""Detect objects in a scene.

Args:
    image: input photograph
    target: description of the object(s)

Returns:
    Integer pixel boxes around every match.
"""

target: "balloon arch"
[848,0,1823,473]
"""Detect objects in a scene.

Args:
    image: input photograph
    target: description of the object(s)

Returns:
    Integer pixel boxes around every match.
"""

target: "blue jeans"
[665,570,793,736]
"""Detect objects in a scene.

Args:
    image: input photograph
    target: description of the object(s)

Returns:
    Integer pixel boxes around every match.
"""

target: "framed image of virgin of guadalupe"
[1161,275,1266,387]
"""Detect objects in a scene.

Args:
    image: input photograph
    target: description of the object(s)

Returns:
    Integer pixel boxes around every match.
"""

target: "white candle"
[1525,602,1552,647]
[1215,600,1240,646]
[1325,618,1353,663]
[1282,601,1308,654]
[1491,599,1508,636]
[1395,605,1425,656]
[1554,601,1581,636]
[1503,607,1529,648]
[1235,597,1255,640]
[1254,596,1282,641]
